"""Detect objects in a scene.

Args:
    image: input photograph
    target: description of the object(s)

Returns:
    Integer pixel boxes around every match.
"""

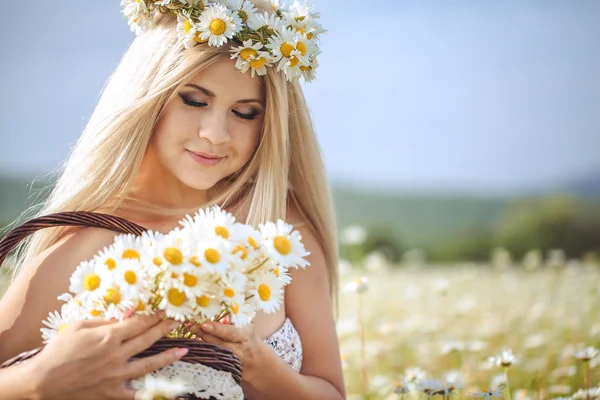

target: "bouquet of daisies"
[41,206,309,343]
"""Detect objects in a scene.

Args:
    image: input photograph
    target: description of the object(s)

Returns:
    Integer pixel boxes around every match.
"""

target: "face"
[148,57,265,192]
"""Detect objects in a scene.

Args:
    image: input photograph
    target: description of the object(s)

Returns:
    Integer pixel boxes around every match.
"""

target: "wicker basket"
[0,212,242,399]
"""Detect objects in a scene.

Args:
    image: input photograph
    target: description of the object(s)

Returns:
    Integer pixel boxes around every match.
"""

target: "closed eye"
[232,110,259,120]
[180,95,206,108]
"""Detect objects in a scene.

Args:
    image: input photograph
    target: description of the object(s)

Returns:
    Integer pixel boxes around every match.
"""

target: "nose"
[198,110,230,145]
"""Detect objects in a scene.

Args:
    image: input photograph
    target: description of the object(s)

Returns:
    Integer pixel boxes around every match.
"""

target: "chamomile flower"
[203,205,238,240]
[230,223,266,263]
[176,270,208,298]
[240,52,274,77]
[195,237,235,275]
[113,234,145,261]
[470,385,505,399]
[251,271,284,313]
[231,40,265,69]
[488,349,517,368]
[114,258,150,300]
[224,0,259,25]
[155,230,194,274]
[69,260,107,302]
[268,262,292,285]
[218,272,248,305]
[157,280,195,321]
[193,291,224,319]
[300,55,318,82]
[134,375,191,400]
[40,308,77,344]
[197,4,242,47]
[101,285,135,320]
[574,346,599,362]
[177,13,204,49]
[228,298,255,326]
[247,11,285,31]
[266,27,303,64]
[121,0,151,35]
[260,219,310,269]
[93,245,119,273]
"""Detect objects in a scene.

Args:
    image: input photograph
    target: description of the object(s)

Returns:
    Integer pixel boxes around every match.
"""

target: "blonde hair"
[11,10,339,303]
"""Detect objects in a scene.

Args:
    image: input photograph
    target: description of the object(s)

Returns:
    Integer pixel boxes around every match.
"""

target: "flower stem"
[504,368,512,400]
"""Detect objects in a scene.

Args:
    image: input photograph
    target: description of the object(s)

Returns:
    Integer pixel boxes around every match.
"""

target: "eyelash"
[181,96,259,121]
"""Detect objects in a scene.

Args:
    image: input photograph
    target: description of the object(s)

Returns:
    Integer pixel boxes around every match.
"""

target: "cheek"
[232,125,261,161]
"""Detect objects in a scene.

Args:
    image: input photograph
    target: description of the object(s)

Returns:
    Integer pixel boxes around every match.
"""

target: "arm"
[241,222,346,399]
[0,362,37,400]
[0,227,117,362]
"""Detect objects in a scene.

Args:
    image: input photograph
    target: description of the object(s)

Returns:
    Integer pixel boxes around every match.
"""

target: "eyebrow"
[184,83,264,106]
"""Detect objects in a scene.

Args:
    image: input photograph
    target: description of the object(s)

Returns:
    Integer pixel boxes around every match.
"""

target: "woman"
[0,0,345,399]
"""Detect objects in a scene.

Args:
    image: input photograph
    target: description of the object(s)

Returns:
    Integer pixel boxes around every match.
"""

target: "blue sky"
[1,1,599,194]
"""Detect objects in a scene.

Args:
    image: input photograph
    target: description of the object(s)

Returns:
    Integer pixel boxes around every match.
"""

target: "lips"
[187,150,224,166]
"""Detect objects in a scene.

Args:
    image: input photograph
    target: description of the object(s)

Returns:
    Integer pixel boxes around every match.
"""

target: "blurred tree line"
[341,195,600,264]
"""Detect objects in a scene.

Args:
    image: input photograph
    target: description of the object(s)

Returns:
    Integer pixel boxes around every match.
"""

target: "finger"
[196,331,237,354]
[122,347,189,380]
[122,319,181,357]
[111,386,136,400]
[77,319,114,329]
[194,322,241,343]
[112,312,166,341]
[220,315,231,325]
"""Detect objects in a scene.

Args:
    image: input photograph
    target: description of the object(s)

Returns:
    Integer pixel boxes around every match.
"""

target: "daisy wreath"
[121,0,325,82]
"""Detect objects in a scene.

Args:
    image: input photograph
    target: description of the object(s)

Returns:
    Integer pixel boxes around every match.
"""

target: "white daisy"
[193,291,224,320]
[230,223,265,264]
[100,285,135,321]
[194,237,235,275]
[197,4,242,47]
[488,349,517,368]
[265,27,298,62]
[224,0,259,25]
[228,298,255,326]
[121,0,151,35]
[40,307,77,344]
[154,230,195,274]
[231,39,265,70]
[69,260,107,302]
[157,280,195,321]
[114,258,151,300]
[93,245,119,273]
[177,13,207,49]
[204,205,238,240]
[218,272,248,305]
[259,219,310,269]
[268,262,292,285]
[134,375,191,400]
[300,55,318,82]
[251,271,284,314]
[247,11,285,32]
[112,233,145,261]
[240,52,275,77]
[176,270,208,298]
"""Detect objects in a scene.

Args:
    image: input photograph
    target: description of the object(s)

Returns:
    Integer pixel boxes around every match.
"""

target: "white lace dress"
[130,318,303,399]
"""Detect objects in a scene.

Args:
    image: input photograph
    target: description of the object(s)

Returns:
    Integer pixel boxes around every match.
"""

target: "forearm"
[0,362,39,400]
[241,342,344,400]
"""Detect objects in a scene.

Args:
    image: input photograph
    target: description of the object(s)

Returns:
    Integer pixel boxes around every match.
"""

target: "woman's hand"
[189,319,268,379]
[26,312,187,400]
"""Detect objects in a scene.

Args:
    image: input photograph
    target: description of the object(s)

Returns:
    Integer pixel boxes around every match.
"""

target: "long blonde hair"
[12,9,338,303]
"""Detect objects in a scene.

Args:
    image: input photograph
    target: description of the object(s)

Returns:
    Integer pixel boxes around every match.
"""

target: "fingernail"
[201,323,213,331]
[174,348,189,358]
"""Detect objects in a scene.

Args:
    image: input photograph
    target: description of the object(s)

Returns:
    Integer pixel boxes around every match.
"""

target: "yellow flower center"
[194,32,209,43]
[237,10,248,23]
[153,256,163,266]
[240,48,258,61]
[289,56,299,67]
[273,268,280,277]
[83,274,101,291]
[224,287,235,298]
[122,249,140,260]
[215,226,230,239]
[296,41,307,56]
[167,288,186,307]
[280,42,294,58]
[124,270,137,285]
[209,19,227,35]
[205,248,220,264]
[300,65,310,71]
[258,283,271,301]
[103,287,121,305]
[307,32,313,40]
[164,247,183,265]
[231,302,239,314]
[58,324,69,333]
[273,236,292,255]
[189,256,201,267]
[196,295,211,307]
[249,57,266,69]
[136,300,146,312]
[90,309,102,317]
[233,245,248,260]
[183,273,197,287]
[105,258,116,270]
[171,272,179,279]
[248,236,259,249]
[184,19,193,34]
[296,27,306,35]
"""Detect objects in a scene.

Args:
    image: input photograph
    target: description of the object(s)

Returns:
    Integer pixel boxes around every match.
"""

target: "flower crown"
[121,0,324,83]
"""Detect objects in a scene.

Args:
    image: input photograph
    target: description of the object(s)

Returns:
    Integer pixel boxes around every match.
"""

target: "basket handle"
[0,211,147,267]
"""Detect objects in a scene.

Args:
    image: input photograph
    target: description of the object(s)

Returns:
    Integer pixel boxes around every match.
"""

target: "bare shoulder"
[0,227,119,361]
